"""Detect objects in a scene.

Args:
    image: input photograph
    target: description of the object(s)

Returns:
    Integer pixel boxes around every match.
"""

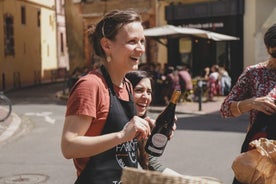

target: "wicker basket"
[121,167,223,184]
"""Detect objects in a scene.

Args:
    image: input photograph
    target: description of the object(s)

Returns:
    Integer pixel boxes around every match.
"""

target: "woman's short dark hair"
[125,70,152,88]
[88,9,142,59]
[264,24,276,48]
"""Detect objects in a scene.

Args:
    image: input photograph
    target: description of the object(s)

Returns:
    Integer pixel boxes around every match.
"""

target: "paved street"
[0,82,249,183]
[148,100,249,184]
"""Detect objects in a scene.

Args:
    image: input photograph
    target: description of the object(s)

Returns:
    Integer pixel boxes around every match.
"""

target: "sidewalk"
[149,96,225,115]
[56,90,225,115]
[0,110,21,145]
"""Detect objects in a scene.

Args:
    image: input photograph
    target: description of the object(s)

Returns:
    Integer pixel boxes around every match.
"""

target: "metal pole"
[198,80,203,111]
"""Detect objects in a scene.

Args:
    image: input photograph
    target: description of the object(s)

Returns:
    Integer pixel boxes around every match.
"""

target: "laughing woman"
[61,10,151,184]
[125,70,183,175]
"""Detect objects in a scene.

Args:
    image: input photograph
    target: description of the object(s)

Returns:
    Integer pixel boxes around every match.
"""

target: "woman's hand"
[170,118,177,140]
[121,116,151,142]
[251,96,276,115]
[144,116,155,129]
[169,116,177,140]
[144,116,177,140]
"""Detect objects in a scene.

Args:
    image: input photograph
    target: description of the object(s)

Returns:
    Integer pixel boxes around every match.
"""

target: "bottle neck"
[170,90,181,104]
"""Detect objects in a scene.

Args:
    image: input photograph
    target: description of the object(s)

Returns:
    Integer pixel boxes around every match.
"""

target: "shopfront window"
[216,41,230,70]
[179,38,192,67]
[4,14,15,56]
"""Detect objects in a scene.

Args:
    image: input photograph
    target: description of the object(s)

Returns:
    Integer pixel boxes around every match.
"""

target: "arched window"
[4,14,15,56]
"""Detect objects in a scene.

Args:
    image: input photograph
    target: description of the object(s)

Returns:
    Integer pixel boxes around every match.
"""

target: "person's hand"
[121,116,151,142]
[144,116,155,129]
[144,116,177,140]
[169,116,177,140]
[251,96,276,115]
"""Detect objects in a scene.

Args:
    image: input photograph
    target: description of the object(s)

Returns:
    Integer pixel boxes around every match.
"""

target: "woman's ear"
[269,47,276,58]
[100,37,111,54]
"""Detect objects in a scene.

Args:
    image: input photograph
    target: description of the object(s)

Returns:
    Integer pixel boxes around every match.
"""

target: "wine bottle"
[145,90,181,157]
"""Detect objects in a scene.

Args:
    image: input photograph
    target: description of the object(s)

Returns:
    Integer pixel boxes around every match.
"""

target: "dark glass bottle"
[145,90,181,157]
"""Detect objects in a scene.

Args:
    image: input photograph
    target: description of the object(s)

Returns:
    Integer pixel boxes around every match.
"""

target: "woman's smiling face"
[109,21,145,72]
[133,78,152,117]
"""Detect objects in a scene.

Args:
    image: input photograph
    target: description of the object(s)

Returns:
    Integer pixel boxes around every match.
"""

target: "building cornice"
[17,0,55,10]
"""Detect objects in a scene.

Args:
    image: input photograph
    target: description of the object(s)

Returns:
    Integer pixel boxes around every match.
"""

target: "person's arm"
[61,115,124,159]
[230,98,254,117]
[61,77,151,159]
[231,96,276,117]
[221,67,253,118]
[61,115,150,159]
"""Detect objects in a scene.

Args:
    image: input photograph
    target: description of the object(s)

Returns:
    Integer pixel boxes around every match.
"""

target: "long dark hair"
[125,70,152,88]
[264,24,276,48]
[264,24,276,58]
[126,70,153,169]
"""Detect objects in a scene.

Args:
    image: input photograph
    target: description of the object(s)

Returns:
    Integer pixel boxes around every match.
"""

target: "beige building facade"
[56,0,69,70]
[64,0,211,71]
[64,0,158,72]
[0,0,69,91]
[64,0,275,84]
[1,0,274,91]
[155,0,276,84]
[148,0,276,68]
[152,0,275,84]
[243,0,276,67]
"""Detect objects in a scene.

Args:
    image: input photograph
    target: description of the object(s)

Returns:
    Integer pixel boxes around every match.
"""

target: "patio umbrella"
[144,25,239,42]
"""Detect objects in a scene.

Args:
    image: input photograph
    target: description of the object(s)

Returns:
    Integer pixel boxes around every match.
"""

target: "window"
[59,0,65,13]
[179,38,192,66]
[60,33,64,53]
[4,14,15,56]
[37,10,40,27]
[21,6,26,25]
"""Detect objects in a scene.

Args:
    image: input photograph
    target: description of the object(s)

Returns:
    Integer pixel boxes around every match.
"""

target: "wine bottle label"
[147,146,163,154]
[152,133,168,148]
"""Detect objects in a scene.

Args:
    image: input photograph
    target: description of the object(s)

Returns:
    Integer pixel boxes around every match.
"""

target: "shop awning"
[144,25,239,46]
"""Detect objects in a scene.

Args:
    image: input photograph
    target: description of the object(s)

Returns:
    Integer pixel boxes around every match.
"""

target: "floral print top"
[220,62,276,127]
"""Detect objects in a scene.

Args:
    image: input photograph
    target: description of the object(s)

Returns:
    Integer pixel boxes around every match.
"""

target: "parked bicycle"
[0,91,12,122]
